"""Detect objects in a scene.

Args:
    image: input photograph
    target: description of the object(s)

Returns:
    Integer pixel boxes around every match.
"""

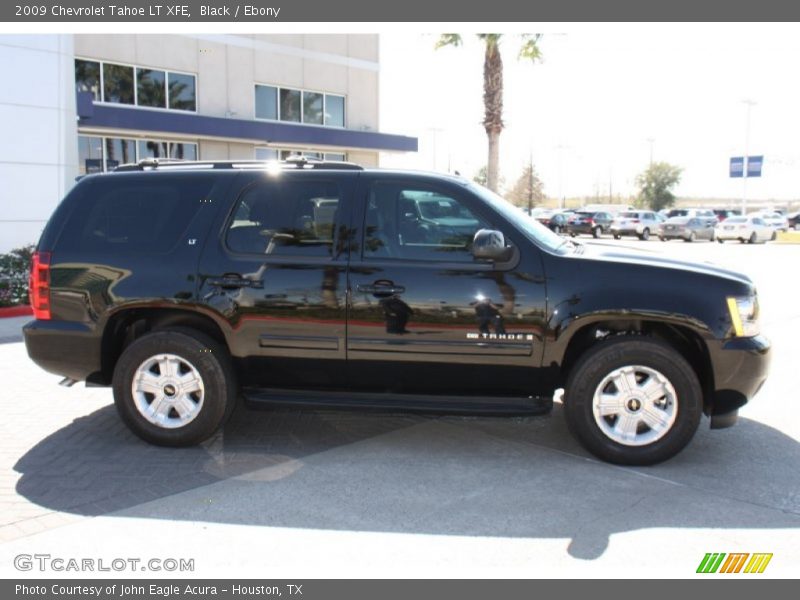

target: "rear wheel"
[613,234,621,240]
[552,225,561,234]
[564,337,702,465]
[717,238,724,243]
[112,329,237,446]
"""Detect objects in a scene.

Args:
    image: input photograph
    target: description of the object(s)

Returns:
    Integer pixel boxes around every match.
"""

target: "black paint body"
[24,168,771,424]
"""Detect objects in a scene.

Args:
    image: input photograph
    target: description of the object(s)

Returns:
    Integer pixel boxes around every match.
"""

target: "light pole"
[741,100,756,214]
[646,138,655,166]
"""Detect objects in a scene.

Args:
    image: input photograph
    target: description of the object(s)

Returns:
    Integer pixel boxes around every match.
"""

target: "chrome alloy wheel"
[131,353,205,429]
[592,365,678,446]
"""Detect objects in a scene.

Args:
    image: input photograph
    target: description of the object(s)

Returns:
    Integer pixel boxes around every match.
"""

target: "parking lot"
[0,237,797,578]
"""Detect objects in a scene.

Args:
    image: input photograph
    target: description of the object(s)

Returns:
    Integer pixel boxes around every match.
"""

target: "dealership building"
[0,34,417,251]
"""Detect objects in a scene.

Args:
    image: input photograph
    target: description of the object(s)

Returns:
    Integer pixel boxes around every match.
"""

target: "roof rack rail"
[113,157,364,172]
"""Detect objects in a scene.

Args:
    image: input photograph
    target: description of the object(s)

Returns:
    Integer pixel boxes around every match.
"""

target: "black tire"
[640,228,650,241]
[563,337,703,465]
[552,225,561,234]
[659,236,666,242]
[685,232,695,243]
[112,329,237,447]
[770,231,777,241]
[717,238,724,243]
[569,232,577,238]
[749,232,757,244]
[592,226,602,239]
[613,234,621,240]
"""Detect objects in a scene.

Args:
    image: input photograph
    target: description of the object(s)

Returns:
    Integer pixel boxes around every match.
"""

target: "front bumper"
[707,334,771,428]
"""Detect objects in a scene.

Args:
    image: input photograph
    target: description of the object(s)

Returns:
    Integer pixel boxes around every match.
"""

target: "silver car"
[659,216,716,242]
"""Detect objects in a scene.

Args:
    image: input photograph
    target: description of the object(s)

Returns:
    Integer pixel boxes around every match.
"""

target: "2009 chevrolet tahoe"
[24,158,771,465]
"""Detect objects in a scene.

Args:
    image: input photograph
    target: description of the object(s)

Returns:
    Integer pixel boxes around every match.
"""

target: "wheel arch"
[93,306,231,386]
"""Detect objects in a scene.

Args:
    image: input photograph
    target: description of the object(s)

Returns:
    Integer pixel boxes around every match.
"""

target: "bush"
[0,245,34,307]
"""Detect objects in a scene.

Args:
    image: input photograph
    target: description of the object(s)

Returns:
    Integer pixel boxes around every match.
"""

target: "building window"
[75,60,101,101]
[303,92,324,125]
[256,84,346,128]
[75,59,196,112]
[103,63,135,105]
[168,72,196,111]
[255,85,278,120]
[78,135,103,175]
[79,136,198,173]
[256,147,347,162]
[325,95,345,127]
[279,88,302,123]
[136,68,166,108]
[104,137,136,170]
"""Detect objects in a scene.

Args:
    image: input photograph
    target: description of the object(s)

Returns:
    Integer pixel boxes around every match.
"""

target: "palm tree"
[436,34,542,192]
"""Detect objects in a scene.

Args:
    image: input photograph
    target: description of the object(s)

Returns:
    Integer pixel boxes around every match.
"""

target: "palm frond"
[435,34,463,49]
[518,34,543,62]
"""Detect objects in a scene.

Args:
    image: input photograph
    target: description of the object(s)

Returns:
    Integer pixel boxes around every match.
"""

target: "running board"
[242,387,553,416]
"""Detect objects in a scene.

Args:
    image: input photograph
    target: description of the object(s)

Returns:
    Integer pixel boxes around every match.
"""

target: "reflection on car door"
[346,175,548,398]
[198,172,355,389]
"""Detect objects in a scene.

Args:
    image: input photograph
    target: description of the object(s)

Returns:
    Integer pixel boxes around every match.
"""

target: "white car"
[715,215,774,244]
[609,210,660,240]
[752,211,789,232]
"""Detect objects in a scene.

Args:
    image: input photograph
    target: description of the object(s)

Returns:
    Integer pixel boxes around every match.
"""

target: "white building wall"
[0,35,77,252]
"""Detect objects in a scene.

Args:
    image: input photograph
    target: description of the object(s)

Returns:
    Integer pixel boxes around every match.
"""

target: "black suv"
[24,159,771,465]
[566,211,613,238]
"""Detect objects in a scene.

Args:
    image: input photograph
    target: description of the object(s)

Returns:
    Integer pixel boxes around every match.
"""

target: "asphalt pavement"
[0,239,798,578]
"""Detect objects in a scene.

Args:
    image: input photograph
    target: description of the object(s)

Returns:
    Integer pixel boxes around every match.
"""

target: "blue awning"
[76,92,417,153]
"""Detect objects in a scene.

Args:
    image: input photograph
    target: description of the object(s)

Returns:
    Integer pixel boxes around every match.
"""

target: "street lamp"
[646,138,655,166]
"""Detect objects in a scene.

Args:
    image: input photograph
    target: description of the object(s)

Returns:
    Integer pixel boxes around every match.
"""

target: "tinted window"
[168,72,196,111]
[226,180,341,257]
[303,91,324,124]
[103,63,134,104]
[137,68,166,108]
[280,89,301,122]
[364,182,489,262]
[255,85,278,119]
[58,175,215,254]
[325,94,345,127]
[75,59,100,101]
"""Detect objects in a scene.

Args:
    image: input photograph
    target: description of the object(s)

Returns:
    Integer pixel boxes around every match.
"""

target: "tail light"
[739,225,747,229]
[630,219,640,223]
[586,218,594,225]
[29,251,51,320]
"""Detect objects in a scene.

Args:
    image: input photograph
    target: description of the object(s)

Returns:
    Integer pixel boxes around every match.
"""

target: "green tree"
[473,165,488,186]
[506,163,545,210]
[636,162,683,211]
[436,34,542,193]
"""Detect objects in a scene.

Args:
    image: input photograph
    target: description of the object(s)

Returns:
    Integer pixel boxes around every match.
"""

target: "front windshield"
[465,182,567,252]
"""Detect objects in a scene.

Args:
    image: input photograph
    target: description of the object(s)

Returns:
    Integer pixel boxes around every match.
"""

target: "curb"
[774,231,800,244]
[0,305,32,319]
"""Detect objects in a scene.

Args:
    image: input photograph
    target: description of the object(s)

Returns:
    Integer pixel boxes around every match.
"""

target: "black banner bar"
[3,0,800,22]
[3,579,796,600]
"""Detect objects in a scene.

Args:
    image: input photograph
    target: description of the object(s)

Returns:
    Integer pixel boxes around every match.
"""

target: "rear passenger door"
[198,171,355,390]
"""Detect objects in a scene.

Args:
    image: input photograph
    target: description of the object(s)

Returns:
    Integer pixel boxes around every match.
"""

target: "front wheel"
[564,337,703,465]
[112,329,237,446]
[613,234,621,240]
[552,225,561,234]
[592,226,602,239]
[749,232,757,244]
[717,238,724,243]
[639,228,650,241]
[685,232,696,242]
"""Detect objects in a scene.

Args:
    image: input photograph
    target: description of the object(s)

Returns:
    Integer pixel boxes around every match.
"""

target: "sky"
[379,25,800,203]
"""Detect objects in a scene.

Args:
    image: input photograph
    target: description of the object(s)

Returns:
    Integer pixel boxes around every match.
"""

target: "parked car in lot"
[23,158,771,465]
[715,216,774,244]
[713,208,741,222]
[788,211,800,231]
[666,208,716,223]
[609,210,660,240]
[659,217,716,242]
[752,211,789,232]
[534,210,568,234]
[566,210,614,238]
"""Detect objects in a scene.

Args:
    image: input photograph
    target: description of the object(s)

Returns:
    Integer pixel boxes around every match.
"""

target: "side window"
[226,180,340,257]
[364,182,489,262]
[58,175,215,254]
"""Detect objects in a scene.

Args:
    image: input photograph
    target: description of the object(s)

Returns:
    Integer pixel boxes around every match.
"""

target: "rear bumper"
[707,334,771,428]
[23,319,102,382]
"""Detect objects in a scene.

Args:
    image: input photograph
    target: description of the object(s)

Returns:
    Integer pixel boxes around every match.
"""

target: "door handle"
[357,283,405,296]
[208,275,263,289]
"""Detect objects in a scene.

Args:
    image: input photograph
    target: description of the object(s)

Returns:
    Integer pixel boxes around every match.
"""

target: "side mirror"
[472,229,512,262]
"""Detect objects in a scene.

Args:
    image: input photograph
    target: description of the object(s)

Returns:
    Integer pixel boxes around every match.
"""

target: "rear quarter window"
[56,174,216,254]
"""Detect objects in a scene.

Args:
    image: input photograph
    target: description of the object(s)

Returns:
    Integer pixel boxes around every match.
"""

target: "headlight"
[726,295,760,337]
